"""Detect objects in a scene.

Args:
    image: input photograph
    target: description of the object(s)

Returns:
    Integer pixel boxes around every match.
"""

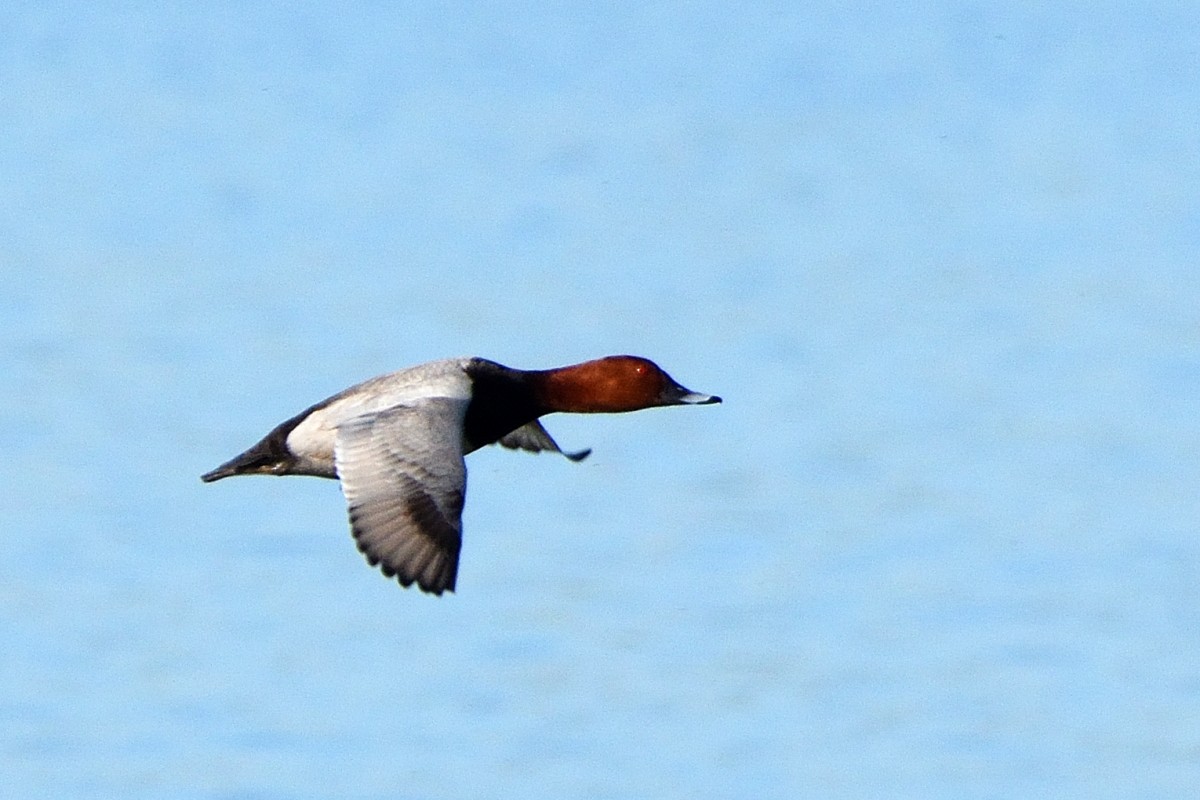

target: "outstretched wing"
[333,399,468,594]
[496,420,591,462]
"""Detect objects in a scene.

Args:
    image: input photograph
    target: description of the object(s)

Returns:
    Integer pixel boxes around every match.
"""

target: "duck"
[201,355,720,595]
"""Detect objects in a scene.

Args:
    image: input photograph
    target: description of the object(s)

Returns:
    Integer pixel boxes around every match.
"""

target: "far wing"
[496,420,590,462]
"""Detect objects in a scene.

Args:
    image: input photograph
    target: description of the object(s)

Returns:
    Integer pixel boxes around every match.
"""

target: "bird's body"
[202,355,720,594]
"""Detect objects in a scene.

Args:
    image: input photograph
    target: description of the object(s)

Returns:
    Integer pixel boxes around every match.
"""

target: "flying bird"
[202,355,720,594]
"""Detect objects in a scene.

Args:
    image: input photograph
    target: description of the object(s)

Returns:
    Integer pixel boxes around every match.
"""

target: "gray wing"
[333,399,468,595]
[496,420,591,462]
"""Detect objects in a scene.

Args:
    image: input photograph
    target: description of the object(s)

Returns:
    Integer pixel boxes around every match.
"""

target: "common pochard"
[201,355,720,595]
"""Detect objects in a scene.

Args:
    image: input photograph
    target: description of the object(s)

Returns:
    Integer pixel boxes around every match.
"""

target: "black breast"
[461,358,542,452]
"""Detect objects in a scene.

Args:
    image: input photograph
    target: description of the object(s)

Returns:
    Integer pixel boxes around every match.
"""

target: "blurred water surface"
[3,4,1199,799]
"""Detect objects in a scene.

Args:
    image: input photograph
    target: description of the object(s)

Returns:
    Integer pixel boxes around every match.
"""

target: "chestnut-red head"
[534,356,721,414]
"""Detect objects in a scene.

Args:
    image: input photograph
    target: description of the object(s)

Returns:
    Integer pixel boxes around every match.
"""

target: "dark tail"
[201,436,286,482]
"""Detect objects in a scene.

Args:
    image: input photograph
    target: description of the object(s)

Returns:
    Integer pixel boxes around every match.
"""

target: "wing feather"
[496,420,590,461]
[334,399,467,594]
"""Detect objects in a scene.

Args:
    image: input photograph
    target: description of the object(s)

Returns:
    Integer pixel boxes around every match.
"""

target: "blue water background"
[3,4,1199,798]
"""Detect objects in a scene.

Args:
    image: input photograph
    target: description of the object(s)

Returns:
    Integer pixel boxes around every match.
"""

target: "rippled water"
[3,5,1199,799]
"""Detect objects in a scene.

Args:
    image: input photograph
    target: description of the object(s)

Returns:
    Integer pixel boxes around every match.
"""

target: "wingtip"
[565,447,592,462]
[410,572,457,596]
